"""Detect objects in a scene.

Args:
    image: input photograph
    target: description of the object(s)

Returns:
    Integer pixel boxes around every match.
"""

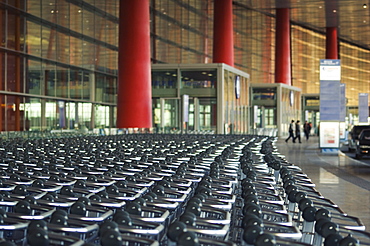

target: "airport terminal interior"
[0,0,369,245]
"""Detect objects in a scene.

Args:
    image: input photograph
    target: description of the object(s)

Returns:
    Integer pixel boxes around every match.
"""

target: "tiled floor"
[275,136,370,233]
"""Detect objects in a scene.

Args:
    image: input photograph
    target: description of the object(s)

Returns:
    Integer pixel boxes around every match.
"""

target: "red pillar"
[326,27,338,59]
[117,0,152,128]
[213,0,234,66]
[274,8,291,85]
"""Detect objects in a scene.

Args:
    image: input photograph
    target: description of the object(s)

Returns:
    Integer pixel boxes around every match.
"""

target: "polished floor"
[275,136,370,233]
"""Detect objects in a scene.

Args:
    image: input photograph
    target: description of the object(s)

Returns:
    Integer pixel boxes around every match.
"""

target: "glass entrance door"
[153,97,216,133]
[253,106,276,128]
[188,97,216,133]
[152,98,180,133]
[199,98,216,132]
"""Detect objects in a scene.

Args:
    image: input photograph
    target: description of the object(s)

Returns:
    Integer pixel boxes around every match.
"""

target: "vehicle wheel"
[355,153,362,160]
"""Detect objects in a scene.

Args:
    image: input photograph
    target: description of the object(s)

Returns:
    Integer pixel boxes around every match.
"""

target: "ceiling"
[238,0,370,50]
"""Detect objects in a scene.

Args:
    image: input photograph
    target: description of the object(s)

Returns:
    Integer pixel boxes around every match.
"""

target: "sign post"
[339,84,346,140]
[182,94,189,133]
[319,59,341,153]
[358,93,369,124]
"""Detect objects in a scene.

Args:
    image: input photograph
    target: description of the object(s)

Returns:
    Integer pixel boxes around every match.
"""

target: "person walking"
[285,120,295,143]
[294,120,302,143]
[303,121,312,140]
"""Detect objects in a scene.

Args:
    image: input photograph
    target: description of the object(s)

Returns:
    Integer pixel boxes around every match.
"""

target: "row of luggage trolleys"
[0,135,367,245]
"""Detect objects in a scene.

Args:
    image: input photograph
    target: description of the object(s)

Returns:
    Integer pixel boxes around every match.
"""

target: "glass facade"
[0,0,118,131]
[0,1,369,132]
[152,64,249,134]
[251,84,301,136]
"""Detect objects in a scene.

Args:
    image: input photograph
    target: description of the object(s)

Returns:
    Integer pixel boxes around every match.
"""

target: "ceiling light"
[363,4,367,9]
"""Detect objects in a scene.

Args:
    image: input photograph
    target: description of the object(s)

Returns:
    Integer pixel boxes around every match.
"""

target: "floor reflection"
[276,136,370,233]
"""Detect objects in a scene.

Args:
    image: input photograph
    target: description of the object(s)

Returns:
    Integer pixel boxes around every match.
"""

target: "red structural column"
[326,27,338,59]
[274,8,291,85]
[117,0,152,128]
[213,0,234,66]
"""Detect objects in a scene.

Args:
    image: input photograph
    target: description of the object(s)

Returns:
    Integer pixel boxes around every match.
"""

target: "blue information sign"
[319,59,342,150]
[359,93,369,123]
[340,83,346,121]
[320,80,341,121]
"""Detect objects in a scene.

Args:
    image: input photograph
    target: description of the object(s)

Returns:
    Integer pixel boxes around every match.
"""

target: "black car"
[348,125,370,152]
[355,129,370,159]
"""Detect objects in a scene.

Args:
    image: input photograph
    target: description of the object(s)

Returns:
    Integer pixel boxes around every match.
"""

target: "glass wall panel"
[24,98,41,131]
[41,26,55,60]
[94,74,117,104]
[199,98,216,132]
[56,65,68,98]
[224,70,232,133]
[106,76,116,103]
[152,70,178,88]
[27,21,42,57]
[96,46,107,73]
[69,36,83,66]
[56,31,70,64]
[108,47,118,73]
[28,1,41,18]
[0,51,4,92]
[45,64,57,97]
[291,26,325,94]
[56,1,70,29]
[281,88,301,130]
[7,6,25,52]
[82,9,95,38]
[78,102,93,130]
[181,70,216,88]
[152,98,161,132]
[6,54,24,93]
[44,100,57,129]
[0,7,4,49]
[69,4,83,34]
[82,71,90,100]
[163,99,179,132]
[252,88,276,101]
[27,59,42,95]
[65,102,77,129]
[69,69,82,99]
[95,74,105,102]
[1,95,24,131]
[40,0,57,23]
[82,42,95,66]
[94,16,106,42]
[153,0,212,64]
[95,105,110,128]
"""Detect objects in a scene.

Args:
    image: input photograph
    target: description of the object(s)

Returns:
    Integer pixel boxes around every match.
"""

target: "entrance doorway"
[153,97,216,133]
